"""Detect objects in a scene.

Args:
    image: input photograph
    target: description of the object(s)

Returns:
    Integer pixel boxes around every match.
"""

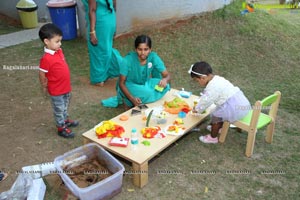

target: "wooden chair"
[219,91,281,157]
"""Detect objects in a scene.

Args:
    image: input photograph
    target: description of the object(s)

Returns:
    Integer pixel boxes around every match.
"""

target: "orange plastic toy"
[164,97,191,114]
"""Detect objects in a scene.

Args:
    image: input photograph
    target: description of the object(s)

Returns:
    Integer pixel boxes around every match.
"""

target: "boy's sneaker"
[65,119,79,127]
[199,134,218,144]
[57,126,75,138]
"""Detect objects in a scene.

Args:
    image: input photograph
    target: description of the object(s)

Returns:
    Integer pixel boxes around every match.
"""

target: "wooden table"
[82,88,215,188]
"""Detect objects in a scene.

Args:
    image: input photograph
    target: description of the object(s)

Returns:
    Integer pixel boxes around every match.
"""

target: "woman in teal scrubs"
[82,0,120,86]
[118,35,171,108]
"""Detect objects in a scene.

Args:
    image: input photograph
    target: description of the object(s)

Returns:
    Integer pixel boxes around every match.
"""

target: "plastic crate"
[54,143,124,200]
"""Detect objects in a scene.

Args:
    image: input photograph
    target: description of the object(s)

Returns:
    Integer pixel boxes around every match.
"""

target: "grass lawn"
[1,0,299,199]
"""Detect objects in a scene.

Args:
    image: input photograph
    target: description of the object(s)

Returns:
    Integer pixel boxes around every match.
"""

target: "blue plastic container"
[47,1,77,40]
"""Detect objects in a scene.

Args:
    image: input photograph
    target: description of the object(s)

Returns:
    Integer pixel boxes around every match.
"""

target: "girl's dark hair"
[38,23,62,42]
[134,35,152,49]
[105,0,113,12]
[190,61,213,78]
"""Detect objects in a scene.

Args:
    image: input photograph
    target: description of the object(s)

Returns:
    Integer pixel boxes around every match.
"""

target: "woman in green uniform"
[117,35,171,108]
[82,0,120,86]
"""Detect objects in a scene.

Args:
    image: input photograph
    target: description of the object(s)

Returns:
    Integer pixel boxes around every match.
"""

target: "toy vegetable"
[146,109,154,127]
[119,115,129,121]
[164,97,191,114]
[95,120,125,138]
[141,126,161,138]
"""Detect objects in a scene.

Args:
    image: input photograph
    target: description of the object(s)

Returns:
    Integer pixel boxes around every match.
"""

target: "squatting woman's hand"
[133,97,142,107]
[158,78,168,88]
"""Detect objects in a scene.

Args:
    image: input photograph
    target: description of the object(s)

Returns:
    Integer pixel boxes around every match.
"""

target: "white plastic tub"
[54,143,124,200]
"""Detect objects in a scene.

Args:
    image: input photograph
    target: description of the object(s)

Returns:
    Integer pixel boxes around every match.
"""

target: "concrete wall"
[1,0,232,36]
[78,0,232,37]
[116,0,232,34]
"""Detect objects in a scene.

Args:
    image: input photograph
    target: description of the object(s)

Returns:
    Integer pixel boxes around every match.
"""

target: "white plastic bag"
[0,173,32,200]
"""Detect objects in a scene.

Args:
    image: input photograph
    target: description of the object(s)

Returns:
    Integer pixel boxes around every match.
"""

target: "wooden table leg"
[83,137,92,144]
[132,161,148,188]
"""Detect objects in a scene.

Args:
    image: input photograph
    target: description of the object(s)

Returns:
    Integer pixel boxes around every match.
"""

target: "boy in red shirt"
[38,23,78,138]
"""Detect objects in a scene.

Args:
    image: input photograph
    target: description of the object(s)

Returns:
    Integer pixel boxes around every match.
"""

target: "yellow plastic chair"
[219,91,281,157]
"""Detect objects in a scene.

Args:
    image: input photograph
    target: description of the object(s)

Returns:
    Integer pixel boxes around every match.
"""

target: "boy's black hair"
[190,61,213,78]
[134,35,152,49]
[38,23,63,42]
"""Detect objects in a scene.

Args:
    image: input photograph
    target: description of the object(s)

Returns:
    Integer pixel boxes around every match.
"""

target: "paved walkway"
[0,23,44,49]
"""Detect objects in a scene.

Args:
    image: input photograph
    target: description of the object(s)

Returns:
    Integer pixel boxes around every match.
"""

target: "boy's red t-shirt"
[39,48,71,96]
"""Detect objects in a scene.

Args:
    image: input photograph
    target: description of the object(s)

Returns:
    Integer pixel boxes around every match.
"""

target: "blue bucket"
[48,4,77,40]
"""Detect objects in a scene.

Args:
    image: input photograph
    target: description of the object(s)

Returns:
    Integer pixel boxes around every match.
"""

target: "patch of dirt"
[76,76,118,100]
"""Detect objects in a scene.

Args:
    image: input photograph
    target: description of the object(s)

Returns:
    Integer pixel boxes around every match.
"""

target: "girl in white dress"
[189,61,251,144]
